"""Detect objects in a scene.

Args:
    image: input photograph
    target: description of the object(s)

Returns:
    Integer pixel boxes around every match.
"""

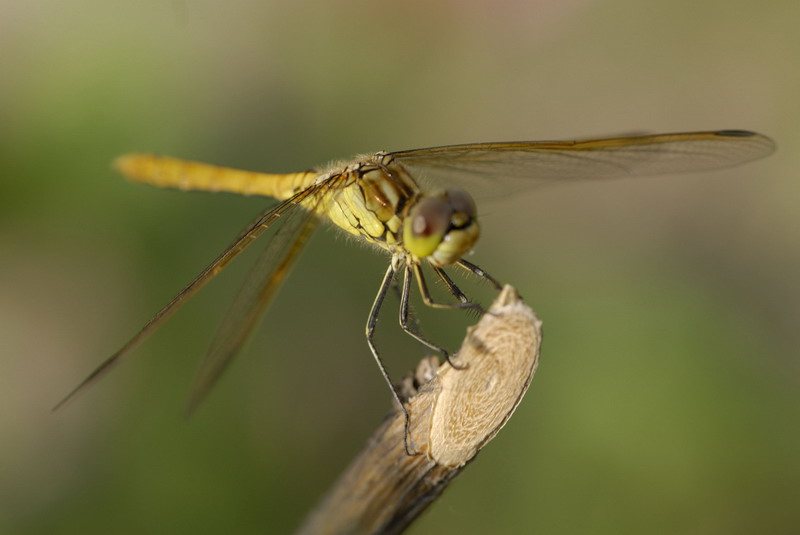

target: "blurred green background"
[2,1,798,533]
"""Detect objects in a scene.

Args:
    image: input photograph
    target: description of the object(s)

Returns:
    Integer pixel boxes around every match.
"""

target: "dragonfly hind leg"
[366,262,418,456]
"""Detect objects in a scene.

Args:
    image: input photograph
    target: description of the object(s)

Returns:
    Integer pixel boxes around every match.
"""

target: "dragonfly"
[55,129,774,451]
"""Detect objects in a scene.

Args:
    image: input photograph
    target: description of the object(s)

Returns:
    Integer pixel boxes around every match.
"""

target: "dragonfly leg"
[427,265,486,316]
[400,264,466,371]
[431,266,470,304]
[366,261,417,456]
[456,259,503,290]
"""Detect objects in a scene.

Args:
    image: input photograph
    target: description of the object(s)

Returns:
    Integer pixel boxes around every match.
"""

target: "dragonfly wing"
[186,198,322,413]
[390,130,775,200]
[53,184,322,411]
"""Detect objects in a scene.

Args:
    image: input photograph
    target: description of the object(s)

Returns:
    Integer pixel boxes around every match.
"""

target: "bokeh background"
[2,1,798,533]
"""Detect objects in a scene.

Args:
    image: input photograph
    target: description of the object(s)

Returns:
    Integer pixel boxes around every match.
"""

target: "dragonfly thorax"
[316,159,480,267]
[402,188,480,267]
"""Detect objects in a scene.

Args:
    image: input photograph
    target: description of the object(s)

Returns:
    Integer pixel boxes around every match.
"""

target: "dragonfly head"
[403,188,480,267]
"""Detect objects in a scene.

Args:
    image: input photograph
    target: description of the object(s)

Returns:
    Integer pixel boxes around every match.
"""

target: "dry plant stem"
[296,285,542,535]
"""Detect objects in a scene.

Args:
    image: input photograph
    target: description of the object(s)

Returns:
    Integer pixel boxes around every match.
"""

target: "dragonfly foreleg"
[431,266,469,304]
[427,265,486,317]
[456,259,503,290]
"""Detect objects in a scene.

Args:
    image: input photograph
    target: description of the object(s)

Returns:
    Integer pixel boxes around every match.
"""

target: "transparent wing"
[186,192,325,413]
[53,182,326,411]
[389,130,775,199]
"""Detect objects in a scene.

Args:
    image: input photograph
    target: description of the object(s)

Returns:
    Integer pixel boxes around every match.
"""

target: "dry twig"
[296,285,542,535]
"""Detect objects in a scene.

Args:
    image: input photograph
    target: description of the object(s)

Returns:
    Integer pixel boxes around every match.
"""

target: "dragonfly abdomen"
[114,154,317,199]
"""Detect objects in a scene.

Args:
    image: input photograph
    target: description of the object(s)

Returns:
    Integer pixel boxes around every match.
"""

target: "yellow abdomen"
[114,154,317,200]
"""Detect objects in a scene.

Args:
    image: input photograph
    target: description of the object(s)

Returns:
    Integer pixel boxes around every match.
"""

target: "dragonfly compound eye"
[403,196,451,259]
[445,188,477,221]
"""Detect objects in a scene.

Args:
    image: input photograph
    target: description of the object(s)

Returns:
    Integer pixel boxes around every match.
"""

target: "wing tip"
[715,129,774,145]
[715,129,758,137]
